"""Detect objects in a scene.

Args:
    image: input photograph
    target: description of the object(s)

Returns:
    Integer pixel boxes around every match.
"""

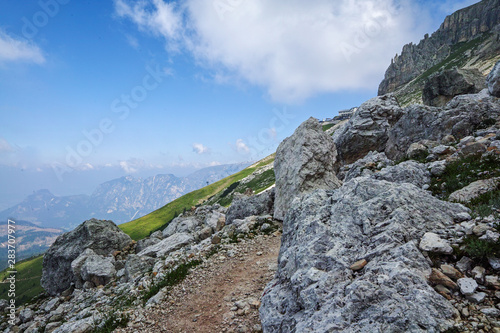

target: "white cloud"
[115,0,183,52]
[192,143,210,154]
[0,30,45,64]
[119,158,148,173]
[0,138,14,153]
[114,0,433,103]
[235,139,249,154]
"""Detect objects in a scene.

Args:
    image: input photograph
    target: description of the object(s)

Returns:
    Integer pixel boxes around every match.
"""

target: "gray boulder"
[163,216,202,238]
[274,117,341,220]
[487,60,500,97]
[138,232,194,258]
[124,254,156,282]
[260,177,468,332]
[19,308,34,323]
[80,254,116,287]
[333,94,403,169]
[41,219,132,295]
[423,68,486,107]
[136,237,161,254]
[386,90,500,160]
[71,249,96,289]
[226,188,275,225]
[372,160,430,188]
[341,151,393,182]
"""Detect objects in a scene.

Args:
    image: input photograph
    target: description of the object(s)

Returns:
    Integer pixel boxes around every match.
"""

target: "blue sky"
[0,0,479,208]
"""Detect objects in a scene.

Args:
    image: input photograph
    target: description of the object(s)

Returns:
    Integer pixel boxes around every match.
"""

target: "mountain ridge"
[0,162,250,230]
[378,0,500,103]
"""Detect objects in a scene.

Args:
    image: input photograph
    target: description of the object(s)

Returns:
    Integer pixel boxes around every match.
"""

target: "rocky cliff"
[378,0,500,104]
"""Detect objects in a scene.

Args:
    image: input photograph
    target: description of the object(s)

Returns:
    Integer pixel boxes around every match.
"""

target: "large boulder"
[225,188,275,225]
[372,160,430,188]
[423,68,486,107]
[124,254,156,282]
[137,232,194,258]
[332,94,403,169]
[341,151,393,182]
[386,90,500,160]
[41,219,132,295]
[487,60,500,97]
[260,177,469,332]
[274,117,341,220]
[80,254,116,287]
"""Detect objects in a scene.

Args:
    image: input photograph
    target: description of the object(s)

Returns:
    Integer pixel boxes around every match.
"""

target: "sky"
[0,0,480,209]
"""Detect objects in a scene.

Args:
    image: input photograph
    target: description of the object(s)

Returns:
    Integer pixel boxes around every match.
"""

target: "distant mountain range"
[0,163,250,230]
[0,220,63,271]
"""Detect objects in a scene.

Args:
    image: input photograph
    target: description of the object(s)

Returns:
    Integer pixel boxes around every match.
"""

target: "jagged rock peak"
[378,0,500,95]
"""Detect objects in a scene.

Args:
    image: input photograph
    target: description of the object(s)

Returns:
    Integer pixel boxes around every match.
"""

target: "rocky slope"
[259,64,500,332]
[378,0,500,105]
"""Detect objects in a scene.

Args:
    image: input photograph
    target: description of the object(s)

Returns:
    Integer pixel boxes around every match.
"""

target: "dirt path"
[117,233,281,333]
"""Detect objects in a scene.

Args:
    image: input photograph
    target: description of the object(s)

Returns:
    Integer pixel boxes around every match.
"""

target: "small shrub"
[430,154,500,199]
[322,123,334,132]
[462,236,500,261]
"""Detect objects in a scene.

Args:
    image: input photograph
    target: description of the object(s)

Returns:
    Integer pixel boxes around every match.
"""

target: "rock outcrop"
[225,189,275,225]
[378,0,500,95]
[41,219,132,295]
[261,177,469,332]
[385,90,500,160]
[487,60,500,97]
[273,117,341,220]
[422,68,486,107]
[332,94,403,168]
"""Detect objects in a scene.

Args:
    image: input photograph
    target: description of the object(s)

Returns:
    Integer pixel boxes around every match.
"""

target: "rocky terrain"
[378,0,500,105]
[1,3,500,332]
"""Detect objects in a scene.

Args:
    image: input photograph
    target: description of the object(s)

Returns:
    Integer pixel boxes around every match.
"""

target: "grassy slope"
[119,155,275,241]
[0,255,44,305]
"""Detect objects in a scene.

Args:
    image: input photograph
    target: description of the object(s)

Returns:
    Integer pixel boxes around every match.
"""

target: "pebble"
[350,259,368,271]
[458,278,478,296]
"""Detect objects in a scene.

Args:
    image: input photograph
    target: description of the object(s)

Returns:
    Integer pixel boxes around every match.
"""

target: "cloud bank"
[114,0,436,103]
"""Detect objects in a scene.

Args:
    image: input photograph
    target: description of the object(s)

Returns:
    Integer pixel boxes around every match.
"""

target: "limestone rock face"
[260,177,469,332]
[372,160,430,188]
[378,0,500,95]
[423,68,486,107]
[41,219,132,295]
[385,90,500,160]
[226,189,275,225]
[487,60,500,97]
[333,95,403,169]
[273,117,341,220]
[341,151,393,182]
